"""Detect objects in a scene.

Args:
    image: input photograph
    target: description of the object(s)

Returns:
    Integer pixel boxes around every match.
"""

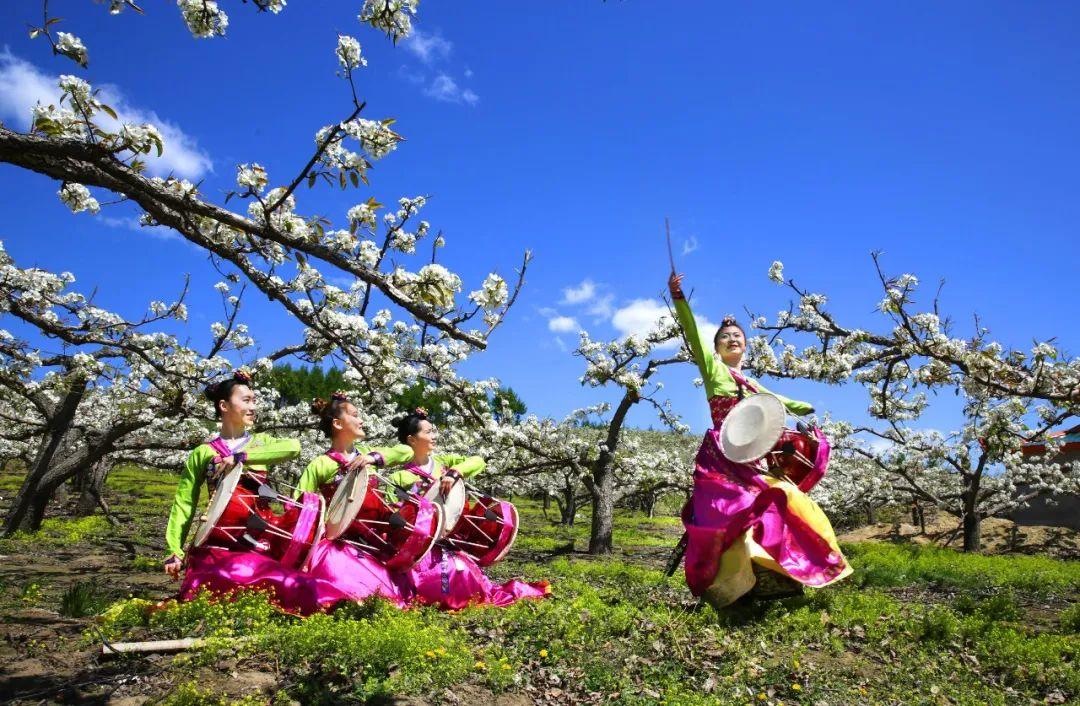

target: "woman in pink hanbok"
[295,392,417,606]
[388,409,550,610]
[164,372,351,614]
[668,273,851,608]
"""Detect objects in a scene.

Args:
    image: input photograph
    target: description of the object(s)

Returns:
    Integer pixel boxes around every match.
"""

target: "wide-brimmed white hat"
[720,393,786,463]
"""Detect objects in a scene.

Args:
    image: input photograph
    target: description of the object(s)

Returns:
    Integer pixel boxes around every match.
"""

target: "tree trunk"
[645,493,656,518]
[962,512,981,552]
[3,378,87,535]
[588,457,615,554]
[865,503,876,525]
[75,461,110,517]
[559,487,577,527]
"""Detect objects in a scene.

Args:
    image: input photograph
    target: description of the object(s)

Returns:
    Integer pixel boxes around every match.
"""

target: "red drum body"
[417,475,518,566]
[765,429,819,487]
[444,495,519,566]
[193,467,323,569]
[324,470,443,570]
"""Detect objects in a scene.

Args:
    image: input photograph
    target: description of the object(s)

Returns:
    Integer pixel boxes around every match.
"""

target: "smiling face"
[405,419,438,457]
[219,383,256,429]
[714,325,746,368]
[332,402,366,443]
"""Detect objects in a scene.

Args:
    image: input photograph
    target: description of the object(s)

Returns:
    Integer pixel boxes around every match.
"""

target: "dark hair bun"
[310,397,330,417]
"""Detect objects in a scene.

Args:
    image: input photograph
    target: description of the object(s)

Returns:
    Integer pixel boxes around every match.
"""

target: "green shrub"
[59,581,110,618]
[919,606,960,642]
[1061,603,1080,633]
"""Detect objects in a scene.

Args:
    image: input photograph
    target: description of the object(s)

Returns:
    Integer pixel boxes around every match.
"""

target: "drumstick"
[665,217,676,274]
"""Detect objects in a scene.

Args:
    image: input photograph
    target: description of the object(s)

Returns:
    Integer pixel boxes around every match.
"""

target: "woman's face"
[715,325,745,367]
[333,402,366,442]
[220,384,256,428]
[406,419,438,456]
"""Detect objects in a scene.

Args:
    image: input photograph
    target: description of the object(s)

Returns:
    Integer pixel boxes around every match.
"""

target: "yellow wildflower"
[539,649,549,658]
[792,684,802,692]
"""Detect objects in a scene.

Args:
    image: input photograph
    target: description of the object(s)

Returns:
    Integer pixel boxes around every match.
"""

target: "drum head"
[423,477,466,537]
[192,465,244,547]
[324,468,370,540]
[720,393,786,463]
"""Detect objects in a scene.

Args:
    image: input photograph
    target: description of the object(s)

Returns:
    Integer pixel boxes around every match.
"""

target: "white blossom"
[336,35,366,70]
[58,183,100,215]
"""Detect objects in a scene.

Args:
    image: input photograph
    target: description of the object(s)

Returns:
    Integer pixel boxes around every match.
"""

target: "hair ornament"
[331,391,348,402]
[414,406,428,419]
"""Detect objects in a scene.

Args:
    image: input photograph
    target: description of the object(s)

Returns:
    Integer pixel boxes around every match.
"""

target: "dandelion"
[425,650,435,658]
[539,649,549,658]
[791,684,802,692]
[474,660,486,670]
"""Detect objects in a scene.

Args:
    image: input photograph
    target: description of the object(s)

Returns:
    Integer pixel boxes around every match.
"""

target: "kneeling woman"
[389,409,550,609]
[296,392,416,605]
[164,371,348,613]
[669,273,851,608]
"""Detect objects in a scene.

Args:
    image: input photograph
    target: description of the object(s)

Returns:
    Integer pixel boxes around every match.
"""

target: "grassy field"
[0,466,1077,705]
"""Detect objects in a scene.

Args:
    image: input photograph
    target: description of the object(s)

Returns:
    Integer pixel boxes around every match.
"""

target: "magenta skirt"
[179,546,352,615]
[405,547,551,610]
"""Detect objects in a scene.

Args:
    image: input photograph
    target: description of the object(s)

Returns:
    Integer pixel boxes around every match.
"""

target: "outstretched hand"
[668,272,685,298]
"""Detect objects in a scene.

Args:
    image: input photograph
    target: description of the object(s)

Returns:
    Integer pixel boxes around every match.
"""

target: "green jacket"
[165,432,300,559]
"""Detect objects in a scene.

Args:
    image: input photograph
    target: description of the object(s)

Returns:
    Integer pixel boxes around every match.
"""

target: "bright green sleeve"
[364,444,414,469]
[436,453,485,479]
[243,433,301,469]
[296,455,339,495]
[751,378,815,416]
[674,298,739,399]
[387,468,421,488]
[165,446,212,559]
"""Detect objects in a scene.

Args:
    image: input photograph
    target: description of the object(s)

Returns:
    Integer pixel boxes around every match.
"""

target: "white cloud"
[612,298,717,349]
[548,315,579,333]
[561,279,596,305]
[404,29,452,64]
[681,235,699,255]
[424,73,478,106]
[612,298,673,340]
[587,293,614,320]
[0,50,212,179]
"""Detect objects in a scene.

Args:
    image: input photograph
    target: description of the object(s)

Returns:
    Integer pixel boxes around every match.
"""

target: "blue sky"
[1,2,1077,435]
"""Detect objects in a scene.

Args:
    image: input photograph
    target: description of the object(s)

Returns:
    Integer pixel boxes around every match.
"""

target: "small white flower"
[336,35,366,70]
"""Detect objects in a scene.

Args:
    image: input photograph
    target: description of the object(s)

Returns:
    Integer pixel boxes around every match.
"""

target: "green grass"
[844,541,1080,595]
[0,514,113,552]
[95,550,1079,705]
[3,464,1077,704]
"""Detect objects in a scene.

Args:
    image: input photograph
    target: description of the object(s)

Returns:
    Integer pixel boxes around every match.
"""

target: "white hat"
[720,393,786,463]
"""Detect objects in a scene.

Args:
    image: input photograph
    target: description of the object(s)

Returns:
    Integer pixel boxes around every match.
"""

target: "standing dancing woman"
[668,273,851,608]
[164,371,348,611]
[391,409,550,609]
[296,392,416,605]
